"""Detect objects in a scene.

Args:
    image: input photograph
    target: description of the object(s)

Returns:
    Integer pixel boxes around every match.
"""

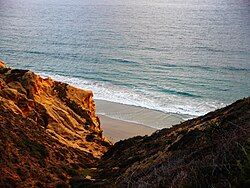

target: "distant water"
[0,0,249,119]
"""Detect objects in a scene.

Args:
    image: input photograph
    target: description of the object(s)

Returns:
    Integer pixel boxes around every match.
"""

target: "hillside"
[0,60,249,188]
[98,97,250,187]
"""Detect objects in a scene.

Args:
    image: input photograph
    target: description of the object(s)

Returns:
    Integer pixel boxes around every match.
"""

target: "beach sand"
[96,100,185,143]
[99,114,157,143]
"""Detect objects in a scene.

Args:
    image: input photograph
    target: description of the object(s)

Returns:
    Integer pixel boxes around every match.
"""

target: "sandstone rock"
[2,61,249,188]
[0,59,6,68]
[85,175,92,180]
[0,63,111,187]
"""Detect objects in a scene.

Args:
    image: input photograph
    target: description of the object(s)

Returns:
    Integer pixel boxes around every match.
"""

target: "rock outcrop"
[0,60,249,188]
[0,61,111,187]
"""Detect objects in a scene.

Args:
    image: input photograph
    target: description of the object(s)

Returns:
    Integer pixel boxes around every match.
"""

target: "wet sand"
[96,100,185,143]
[99,114,157,143]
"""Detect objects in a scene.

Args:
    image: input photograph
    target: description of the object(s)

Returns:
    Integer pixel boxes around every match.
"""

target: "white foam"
[39,72,225,118]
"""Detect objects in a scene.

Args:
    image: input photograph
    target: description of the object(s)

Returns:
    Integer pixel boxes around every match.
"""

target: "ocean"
[0,0,249,123]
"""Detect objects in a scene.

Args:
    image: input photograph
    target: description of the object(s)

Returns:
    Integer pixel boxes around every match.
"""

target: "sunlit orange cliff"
[0,60,110,187]
[0,60,249,188]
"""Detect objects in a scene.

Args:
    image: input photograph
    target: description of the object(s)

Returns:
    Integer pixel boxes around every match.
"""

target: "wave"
[109,58,140,65]
[149,62,249,73]
[0,49,83,61]
[160,88,201,98]
[38,72,225,118]
[195,46,225,53]
[223,66,249,72]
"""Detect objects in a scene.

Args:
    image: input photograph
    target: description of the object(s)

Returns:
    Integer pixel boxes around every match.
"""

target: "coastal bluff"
[0,61,111,187]
[0,60,249,187]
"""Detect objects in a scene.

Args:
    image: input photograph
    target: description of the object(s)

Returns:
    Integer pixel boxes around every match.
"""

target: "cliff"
[0,61,111,187]
[0,60,249,188]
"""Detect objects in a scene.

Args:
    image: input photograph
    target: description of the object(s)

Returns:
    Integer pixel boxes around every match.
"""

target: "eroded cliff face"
[0,60,110,187]
[1,60,249,188]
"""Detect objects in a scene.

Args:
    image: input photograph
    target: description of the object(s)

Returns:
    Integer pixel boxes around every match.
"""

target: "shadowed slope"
[1,60,249,188]
[98,97,250,187]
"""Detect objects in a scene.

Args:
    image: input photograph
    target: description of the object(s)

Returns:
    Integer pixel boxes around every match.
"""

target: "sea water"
[0,0,249,121]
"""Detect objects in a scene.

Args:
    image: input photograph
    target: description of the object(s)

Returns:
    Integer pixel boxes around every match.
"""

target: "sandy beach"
[96,99,184,143]
[99,114,157,143]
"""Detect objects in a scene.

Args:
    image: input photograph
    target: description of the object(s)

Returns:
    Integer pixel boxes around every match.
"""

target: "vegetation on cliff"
[98,97,250,187]
[0,60,249,187]
[0,61,110,187]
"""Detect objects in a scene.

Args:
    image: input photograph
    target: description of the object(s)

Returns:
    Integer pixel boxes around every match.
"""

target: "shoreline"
[95,99,185,128]
[99,114,157,143]
[96,99,185,143]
